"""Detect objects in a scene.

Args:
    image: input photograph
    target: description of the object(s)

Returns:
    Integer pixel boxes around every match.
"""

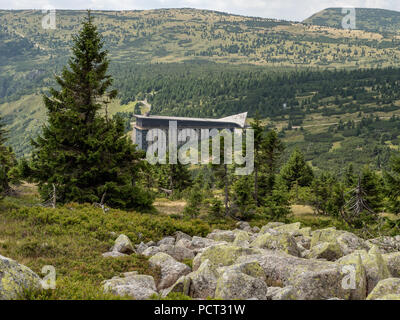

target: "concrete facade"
[133,113,248,151]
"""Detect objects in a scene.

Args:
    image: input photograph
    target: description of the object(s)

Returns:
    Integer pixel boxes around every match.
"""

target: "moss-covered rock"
[236,221,252,232]
[206,230,236,242]
[250,233,300,257]
[366,278,400,300]
[311,228,369,257]
[161,275,191,298]
[103,274,157,300]
[149,252,191,290]
[295,227,312,237]
[217,261,266,282]
[192,244,263,270]
[157,244,195,262]
[338,246,391,294]
[0,255,41,300]
[157,236,175,246]
[373,294,400,300]
[174,231,192,242]
[236,251,358,300]
[112,234,134,254]
[190,236,220,251]
[383,252,400,277]
[273,222,301,234]
[232,230,250,247]
[215,270,269,300]
[188,259,219,299]
[366,236,400,254]
[306,241,343,261]
[267,286,297,300]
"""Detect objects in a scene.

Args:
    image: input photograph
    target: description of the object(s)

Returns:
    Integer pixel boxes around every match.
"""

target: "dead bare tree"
[341,176,377,235]
[93,192,109,213]
[40,183,57,208]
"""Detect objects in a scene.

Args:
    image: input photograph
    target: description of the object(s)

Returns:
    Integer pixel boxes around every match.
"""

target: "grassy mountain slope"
[1,8,400,71]
[304,7,400,34]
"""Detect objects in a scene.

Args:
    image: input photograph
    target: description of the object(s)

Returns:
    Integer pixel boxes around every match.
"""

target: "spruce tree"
[360,166,384,213]
[28,12,152,210]
[384,152,400,214]
[257,130,284,205]
[0,117,16,196]
[250,116,284,207]
[231,175,256,218]
[251,115,264,206]
[280,149,314,189]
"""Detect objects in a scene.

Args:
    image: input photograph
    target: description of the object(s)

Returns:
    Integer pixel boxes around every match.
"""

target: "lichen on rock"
[0,255,41,300]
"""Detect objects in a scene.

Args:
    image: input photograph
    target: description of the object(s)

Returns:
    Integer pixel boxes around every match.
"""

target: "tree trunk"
[224,164,229,216]
[254,163,259,206]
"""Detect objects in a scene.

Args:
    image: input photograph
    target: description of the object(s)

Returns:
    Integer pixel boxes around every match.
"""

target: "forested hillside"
[1,8,400,172]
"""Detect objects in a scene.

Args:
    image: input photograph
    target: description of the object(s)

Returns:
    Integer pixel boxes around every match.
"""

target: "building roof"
[135,112,248,128]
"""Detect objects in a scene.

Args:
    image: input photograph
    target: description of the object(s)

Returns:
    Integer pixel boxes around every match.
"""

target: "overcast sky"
[1,0,398,21]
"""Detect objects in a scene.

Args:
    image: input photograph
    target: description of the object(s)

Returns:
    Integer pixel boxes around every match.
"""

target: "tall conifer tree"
[0,117,16,196]
[28,11,152,209]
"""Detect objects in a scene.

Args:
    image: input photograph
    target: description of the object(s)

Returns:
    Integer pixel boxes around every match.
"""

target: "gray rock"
[252,226,260,233]
[268,286,296,300]
[236,221,251,231]
[103,274,157,300]
[216,261,267,282]
[367,236,400,254]
[190,236,218,251]
[232,230,250,247]
[123,271,138,277]
[146,241,156,247]
[188,259,219,299]
[207,230,236,242]
[102,251,128,258]
[176,238,192,249]
[337,245,391,294]
[311,227,369,257]
[0,255,42,300]
[174,231,192,242]
[367,278,400,300]
[383,252,400,277]
[306,241,343,261]
[273,222,302,234]
[142,246,162,257]
[161,275,191,298]
[157,236,175,246]
[158,244,195,262]
[237,250,362,300]
[193,244,264,270]
[295,236,311,250]
[112,234,134,254]
[215,269,269,300]
[250,232,301,257]
[149,252,191,290]
[135,242,148,255]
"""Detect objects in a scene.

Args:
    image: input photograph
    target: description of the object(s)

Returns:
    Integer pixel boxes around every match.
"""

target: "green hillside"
[1,8,400,172]
[304,7,400,34]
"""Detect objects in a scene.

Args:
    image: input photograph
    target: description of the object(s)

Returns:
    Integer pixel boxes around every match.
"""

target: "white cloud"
[0,0,398,21]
